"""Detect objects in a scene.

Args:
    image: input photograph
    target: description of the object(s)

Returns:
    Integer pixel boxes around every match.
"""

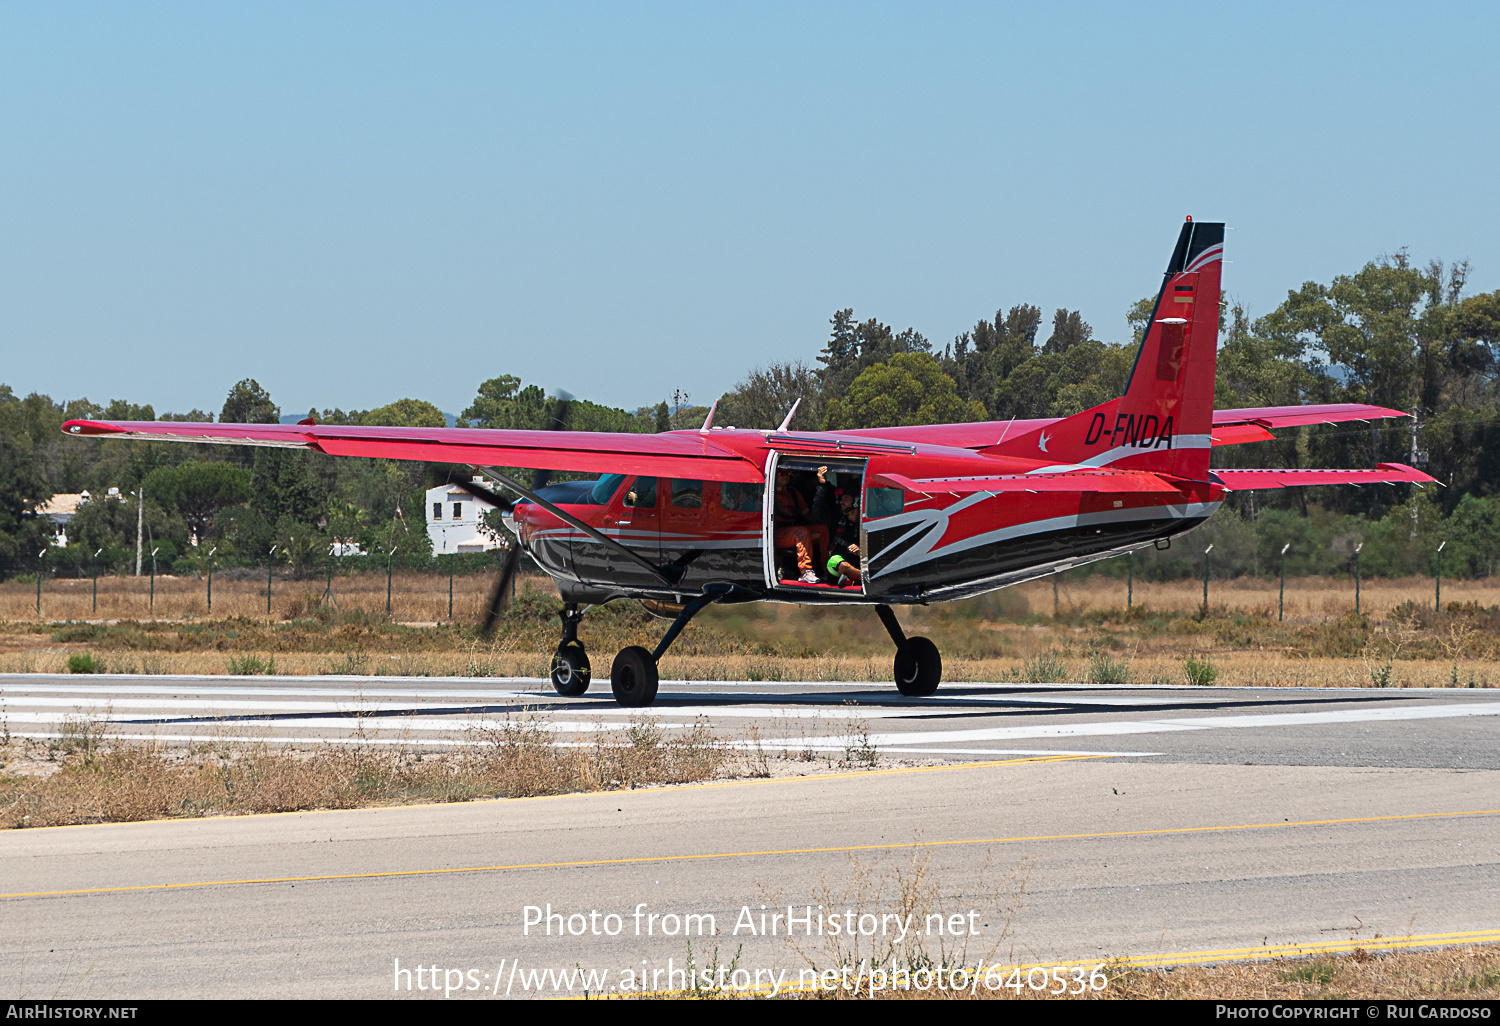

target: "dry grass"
[3,574,1499,688]
[0,712,765,829]
[0,569,508,624]
[1098,945,1500,1000]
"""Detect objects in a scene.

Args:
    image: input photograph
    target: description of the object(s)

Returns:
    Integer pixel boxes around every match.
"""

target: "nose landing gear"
[876,605,941,697]
[550,604,591,696]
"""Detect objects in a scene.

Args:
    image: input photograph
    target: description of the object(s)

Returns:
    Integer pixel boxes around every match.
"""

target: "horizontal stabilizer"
[875,469,1182,496]
[1214,463,1436,491]
[1210,423,1277,446]
[1212,404,1408,429]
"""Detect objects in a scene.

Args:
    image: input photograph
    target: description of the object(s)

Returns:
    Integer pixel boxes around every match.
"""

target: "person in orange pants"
[774,471,828,583]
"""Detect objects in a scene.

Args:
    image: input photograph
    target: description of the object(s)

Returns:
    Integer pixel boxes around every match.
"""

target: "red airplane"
[62,218,1434,706]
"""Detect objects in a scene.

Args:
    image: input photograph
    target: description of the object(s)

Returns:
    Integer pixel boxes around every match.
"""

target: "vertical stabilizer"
[981,218,1224,480]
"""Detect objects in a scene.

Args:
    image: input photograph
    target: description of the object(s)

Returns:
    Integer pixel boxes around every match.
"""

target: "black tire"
[894,636,942,697]
[610,645,659,706]
[550,644,590,697]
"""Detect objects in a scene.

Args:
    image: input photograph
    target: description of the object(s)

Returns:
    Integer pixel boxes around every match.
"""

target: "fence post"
[36,549,45,616]
[1353,542,1363,615]
[387,547,398,617]
[1436,540,1446,611]
[1279,543,1290,622]
[207,546,216,614]
[448,559,454,621]
[92,548,102,615]
[1201,544,1213,618]
[267,545,277,615]
[1053,570,1059,617]
[149,547,159,613]
[1127,552,1133,610]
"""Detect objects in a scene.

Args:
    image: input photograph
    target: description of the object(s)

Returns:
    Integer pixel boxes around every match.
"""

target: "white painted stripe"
[790,700,1500,748]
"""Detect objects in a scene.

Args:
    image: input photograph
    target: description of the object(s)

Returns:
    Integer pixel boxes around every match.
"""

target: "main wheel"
[610,645,659,707]
[894,636,941,697]
[550,643,590,696]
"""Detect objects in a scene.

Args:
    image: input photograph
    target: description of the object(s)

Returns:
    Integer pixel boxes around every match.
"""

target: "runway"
[2,675,1498,998]
[5,673,1500,767]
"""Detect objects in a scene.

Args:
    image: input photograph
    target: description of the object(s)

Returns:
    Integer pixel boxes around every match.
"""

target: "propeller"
[463,389,575,638]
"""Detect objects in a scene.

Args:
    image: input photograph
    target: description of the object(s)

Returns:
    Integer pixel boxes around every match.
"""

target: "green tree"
[716,361,823,431]
[141,461,253,545]
[221,379,279,424]
[823,353,985,429]
[360,398,447,427]
[817,309,931,404]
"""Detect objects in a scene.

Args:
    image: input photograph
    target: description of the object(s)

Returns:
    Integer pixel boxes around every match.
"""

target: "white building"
[425,479,504,554]
[37,487,124,547]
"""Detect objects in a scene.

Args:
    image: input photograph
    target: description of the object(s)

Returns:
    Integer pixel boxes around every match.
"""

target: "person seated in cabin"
[773,469,830,585]
[719,481,763,513]
[826,489,862,587]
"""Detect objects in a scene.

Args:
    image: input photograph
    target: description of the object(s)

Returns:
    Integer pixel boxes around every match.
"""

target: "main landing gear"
[549,591,722,707]
[876,605,941,697]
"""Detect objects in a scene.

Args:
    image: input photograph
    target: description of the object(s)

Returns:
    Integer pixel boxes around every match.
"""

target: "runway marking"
[4,807,1496,902]
[1100,928,1500,968]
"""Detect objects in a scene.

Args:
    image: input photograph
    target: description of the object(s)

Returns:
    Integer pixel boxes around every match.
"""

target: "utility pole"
[1279,543,1290,622]
[1127,552,1133,610]
[92,548,102,615]
[135,487,144,576]
[36,549,45,616]
[207,546,217,614]
[149,547,159,613]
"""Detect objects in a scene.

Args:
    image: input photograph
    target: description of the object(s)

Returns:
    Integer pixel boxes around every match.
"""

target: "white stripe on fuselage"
[868,499,1220,578]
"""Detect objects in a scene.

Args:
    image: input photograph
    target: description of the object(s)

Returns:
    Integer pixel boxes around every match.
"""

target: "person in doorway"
[826,489,862,587]
[774,470,829,584]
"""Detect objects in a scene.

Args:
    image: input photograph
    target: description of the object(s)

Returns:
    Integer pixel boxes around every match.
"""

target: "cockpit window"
[590,474,626,505]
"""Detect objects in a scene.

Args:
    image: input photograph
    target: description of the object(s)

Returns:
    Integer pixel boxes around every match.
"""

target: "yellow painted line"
[4,807,1497,902]
[0,752,1105,834]
[1108,928,1500,968]
[587,931,1500,999]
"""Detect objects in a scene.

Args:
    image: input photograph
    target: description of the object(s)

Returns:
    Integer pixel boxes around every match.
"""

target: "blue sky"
[3,2,1496,420]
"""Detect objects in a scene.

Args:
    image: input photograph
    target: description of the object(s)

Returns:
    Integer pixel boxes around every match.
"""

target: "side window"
[452,502,463,520]
[865,487,904,518]
[718,482,764,513]
[670,479,703,508]
[623,477,658,509]
[432,502,442,521]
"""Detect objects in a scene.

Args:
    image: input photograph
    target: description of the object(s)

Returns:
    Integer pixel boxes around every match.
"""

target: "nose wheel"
[550,604,591,696]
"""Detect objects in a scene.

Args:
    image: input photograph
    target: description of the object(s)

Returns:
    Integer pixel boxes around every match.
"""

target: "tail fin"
[982,218,1224,480]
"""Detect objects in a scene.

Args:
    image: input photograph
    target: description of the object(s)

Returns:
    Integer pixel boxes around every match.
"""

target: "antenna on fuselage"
[776,398,802,432]
[699,400,718,434]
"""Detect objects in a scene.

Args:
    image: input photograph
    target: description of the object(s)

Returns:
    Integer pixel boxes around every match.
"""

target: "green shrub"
[1183,657,1218,686]
[1087,650,1131,685]
[227,654,275,675]
[1022,650,1069,683]
[67,653,102,674]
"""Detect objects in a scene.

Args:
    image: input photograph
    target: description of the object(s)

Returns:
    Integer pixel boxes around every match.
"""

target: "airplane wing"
[59,419,764,482]
[874,469,1183,495]
[1213,463,1436,490]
